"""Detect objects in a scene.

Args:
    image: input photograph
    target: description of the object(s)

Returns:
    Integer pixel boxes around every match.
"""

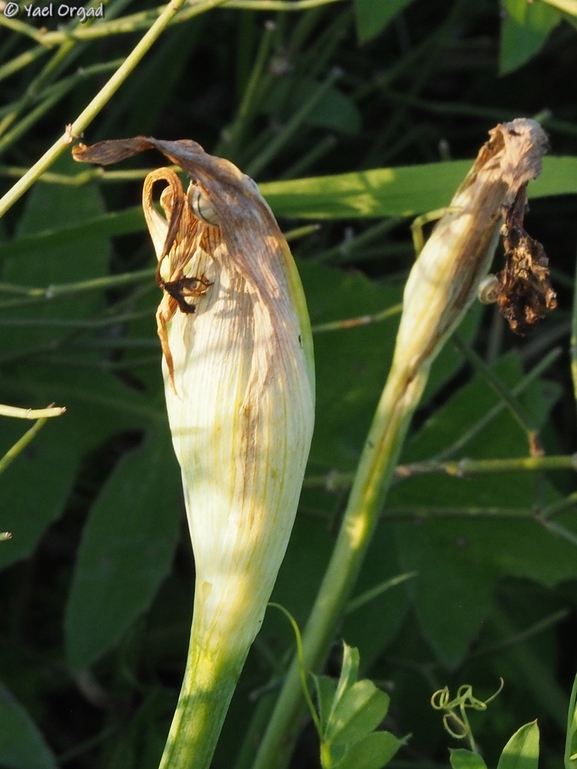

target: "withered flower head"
[472,118,556,335]
[395,118,554,384]
[73,137,315,768]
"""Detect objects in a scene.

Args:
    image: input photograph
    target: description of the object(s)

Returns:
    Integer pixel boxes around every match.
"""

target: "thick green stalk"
[252,359,429,769]
[71,137,315,769]
[571,252,577,403]
[251,118,551,769]
[159,626,250,769]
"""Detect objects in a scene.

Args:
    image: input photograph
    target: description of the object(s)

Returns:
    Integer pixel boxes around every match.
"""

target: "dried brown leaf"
[495,185,557,335]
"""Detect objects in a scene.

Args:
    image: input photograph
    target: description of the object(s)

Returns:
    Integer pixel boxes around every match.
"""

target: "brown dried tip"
[495,184,557,335]
[483,119,556,335]
[72,135,302,390]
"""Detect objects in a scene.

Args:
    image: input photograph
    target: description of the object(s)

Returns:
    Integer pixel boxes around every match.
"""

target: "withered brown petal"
[72,137,204,167]
[74,136,294,329]
[496,185,557,335]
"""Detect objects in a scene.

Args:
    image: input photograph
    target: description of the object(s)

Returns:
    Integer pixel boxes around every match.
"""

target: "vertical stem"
[251,363,429,769]
[159,623,249,769]
[564,670,577,769]
[571,247,577,406]
[0,418,49,475]
[220,19,277,160]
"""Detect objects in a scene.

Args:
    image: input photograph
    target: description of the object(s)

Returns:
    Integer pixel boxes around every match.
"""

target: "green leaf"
[65,432,182,669]
[354,0,418,42]
[391,354,567,666]
[395,521,495,667]
[497,721,540,769]
[500,0,560,74]
[262,161,470,219]
[333,644,360,709]
[261,157,577,219]
[314,675,337,732]
[450,748,488,769]
[304,261,403,469]
[326,679,390,745]
[0,418,80,570]
[0,367,155,569]
[565,673,577,769]
[0,683,57,769]
[103,689,169,769]
[332,731,405,769]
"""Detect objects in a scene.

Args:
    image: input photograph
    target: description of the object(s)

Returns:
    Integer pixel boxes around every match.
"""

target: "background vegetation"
[1,0,577,767]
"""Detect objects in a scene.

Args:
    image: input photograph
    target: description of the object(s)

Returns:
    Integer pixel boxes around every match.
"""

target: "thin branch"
[304,453,577,491]
[0,403,66,419]
[0,0,193,218]
[7,0,347,45]
[0,418,49,475]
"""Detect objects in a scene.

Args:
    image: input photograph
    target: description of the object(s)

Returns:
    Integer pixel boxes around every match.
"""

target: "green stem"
[430,347,561,463]
[305,453,577,492]
[20,0,346,45]
[159,622,251,769]
[251,362,429,769]
[0,268,154,311]
[221,20,277,160]
[453,335,541,455]
[246,67,341,178]
[0,1,121,136]
[396,453,577,478]
[0,418,49,475]
[159,578,278,769]
[0,45,48,83]
[564,669,577,769]
[0,0,193,219]
[0,404,64,419]
[539,491,577,521]
[0,60,123,154]
[571,246,577,407]
[311,303,403,333]
[0,165,154,184]
[0,14,46,42]
[539,518,577,547]
[314,217,407,264]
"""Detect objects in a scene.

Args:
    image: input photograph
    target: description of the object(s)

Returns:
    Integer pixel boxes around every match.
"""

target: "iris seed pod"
[394,118,552,383]
[73,138,315,769]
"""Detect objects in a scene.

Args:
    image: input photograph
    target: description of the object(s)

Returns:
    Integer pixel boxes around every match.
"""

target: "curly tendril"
[431,679,505,751]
